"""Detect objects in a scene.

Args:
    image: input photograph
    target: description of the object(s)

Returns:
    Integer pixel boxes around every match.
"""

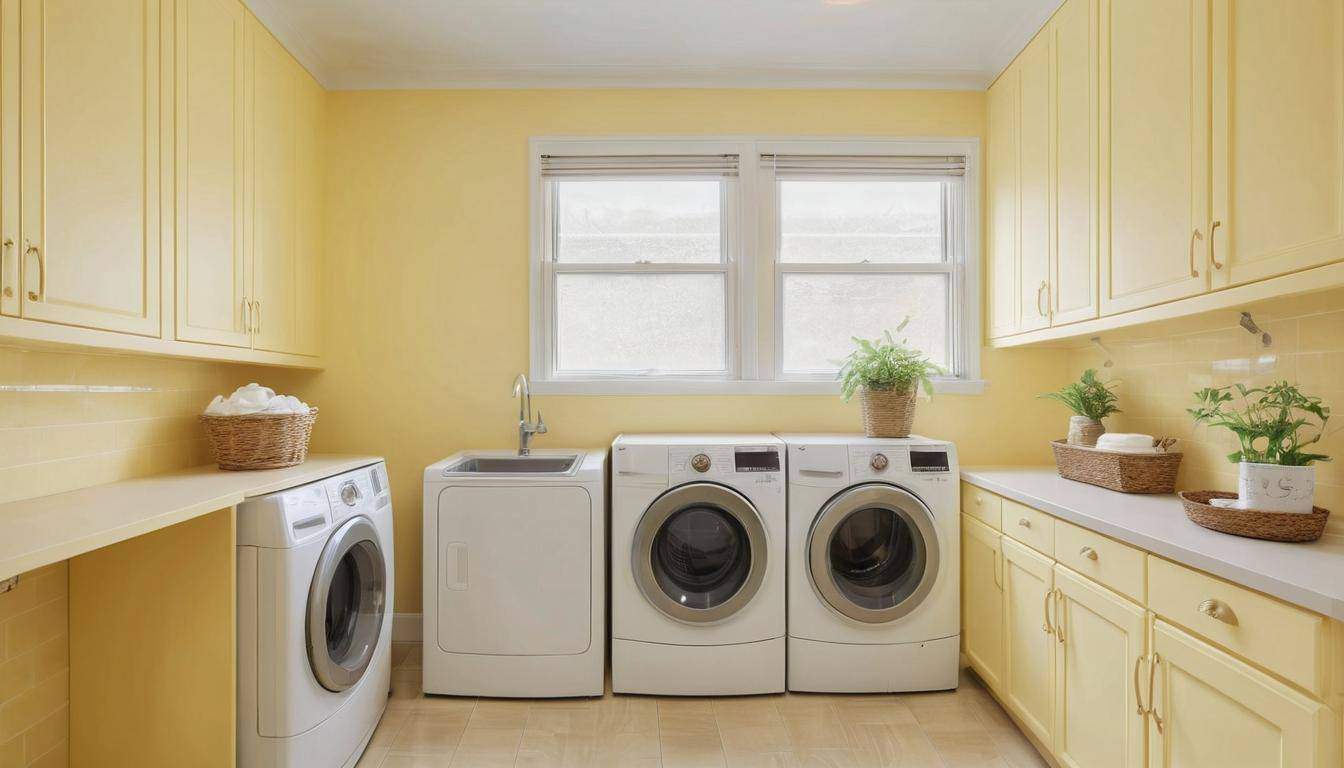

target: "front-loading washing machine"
[779,434,959,693]
[237,460,394,768]
[611,434,786,695]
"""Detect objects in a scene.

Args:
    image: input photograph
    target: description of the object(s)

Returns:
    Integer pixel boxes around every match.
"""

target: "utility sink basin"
[441,453,580,476]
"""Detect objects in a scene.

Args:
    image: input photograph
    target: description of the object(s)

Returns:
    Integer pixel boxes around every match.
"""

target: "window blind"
[539,154,740,177]
[762,154,965,176]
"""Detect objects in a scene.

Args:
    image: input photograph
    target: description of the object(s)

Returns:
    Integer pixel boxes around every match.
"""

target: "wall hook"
[1090,337,1114,368]
[1239,312,1272,347]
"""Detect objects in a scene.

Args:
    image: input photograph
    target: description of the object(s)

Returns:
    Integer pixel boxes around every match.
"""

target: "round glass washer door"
[808,483,940,624]
[307,515,387,692]
[632,482,767,624]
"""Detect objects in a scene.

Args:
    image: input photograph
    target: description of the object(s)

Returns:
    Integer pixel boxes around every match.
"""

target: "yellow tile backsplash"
[0,564,68,768]
[1067,305,1344,538]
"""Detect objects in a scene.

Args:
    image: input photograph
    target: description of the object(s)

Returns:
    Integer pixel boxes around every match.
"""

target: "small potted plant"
[1039,369,1121,447]
[1188,382,1331,513]
[838,323,942,438]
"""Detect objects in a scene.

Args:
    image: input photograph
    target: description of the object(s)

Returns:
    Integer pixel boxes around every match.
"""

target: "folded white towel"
[1095,433,1157,453]
[205,384,310,416]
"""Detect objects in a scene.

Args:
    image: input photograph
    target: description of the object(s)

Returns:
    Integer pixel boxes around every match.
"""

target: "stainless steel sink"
[442,454,580,476]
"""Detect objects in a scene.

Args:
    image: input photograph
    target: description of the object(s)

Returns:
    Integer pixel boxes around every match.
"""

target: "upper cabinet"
[987,64,1020,339]
[1017,33,1052,334]
[0,0,17,319]
[1049,0,1097,325]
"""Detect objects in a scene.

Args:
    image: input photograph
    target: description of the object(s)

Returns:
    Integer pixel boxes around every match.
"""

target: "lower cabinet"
[1149,619,1333,768]
[1002,536,1055,746]
[962,515,1005,693]
[1052,564,1145,768]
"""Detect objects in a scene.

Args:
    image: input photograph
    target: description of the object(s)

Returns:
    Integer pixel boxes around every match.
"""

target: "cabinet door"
[1052,565,1145,768]
[249,19,298,354]
[1210,0,1344,287]
[1099,0,1209,314]
[1018,33,1051,333]
[292,67,322,357]
[1002,536,1055,746]
[962,515,1005,695]
[19,0,163,336]
[1149,620,1334,768]
[987,65,1020,339]
[175,0,249,347]
[0,0,16,317]
[1050,0,1098,326]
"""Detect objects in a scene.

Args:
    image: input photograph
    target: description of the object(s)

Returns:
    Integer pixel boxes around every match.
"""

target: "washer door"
[307,515,387,692]
[808,483,940,624]
[633,483,767,624]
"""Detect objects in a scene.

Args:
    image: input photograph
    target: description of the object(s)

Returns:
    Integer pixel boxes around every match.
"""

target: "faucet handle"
[535,411,548,434]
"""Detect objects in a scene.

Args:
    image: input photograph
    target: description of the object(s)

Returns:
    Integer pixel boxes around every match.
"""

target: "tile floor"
[356,643,1049,768]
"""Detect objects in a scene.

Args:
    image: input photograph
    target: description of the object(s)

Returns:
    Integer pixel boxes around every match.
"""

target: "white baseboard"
[393,612,422,643]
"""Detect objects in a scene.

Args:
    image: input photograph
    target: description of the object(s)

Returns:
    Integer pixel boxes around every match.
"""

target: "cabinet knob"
[1018,517,1031,528]
[1079,546,1098,561]
[1197,599,1238,626]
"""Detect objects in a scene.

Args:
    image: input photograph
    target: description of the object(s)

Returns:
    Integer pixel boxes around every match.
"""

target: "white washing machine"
[422,449,607,698]
[237,461,394,768]
[611,434,786,695]
[779,434,959,693]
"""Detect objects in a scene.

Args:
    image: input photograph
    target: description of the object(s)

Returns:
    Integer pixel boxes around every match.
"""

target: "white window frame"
[529,136,983,396]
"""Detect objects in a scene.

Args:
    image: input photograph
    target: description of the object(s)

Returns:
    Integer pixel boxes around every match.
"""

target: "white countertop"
[962,467,1344,621]
[0,455,383,581]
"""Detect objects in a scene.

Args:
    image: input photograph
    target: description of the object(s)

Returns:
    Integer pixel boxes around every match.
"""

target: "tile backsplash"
[1066,304,1344,539]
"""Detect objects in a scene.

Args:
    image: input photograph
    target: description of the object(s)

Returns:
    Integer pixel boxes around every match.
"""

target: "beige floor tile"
[468,699,532,730]
[355,747,390,768]
[454,725,523,755]
[449,754,518,768]
[417,695,480,716]
[780,707,849,751]
[392,713,470,753]
[924,727,1008,768]
[370,709,413,748]
[713,696,786,727]
[842,721,944,767]
[724,751,804,768]
[382,754,454,767]
[717,723,793,753]
[595,694,660,732]
[790,749,868,768]
[832,698,919,727]
[595,727,661,759]
[901,690,984,736]
[526,707,599,735]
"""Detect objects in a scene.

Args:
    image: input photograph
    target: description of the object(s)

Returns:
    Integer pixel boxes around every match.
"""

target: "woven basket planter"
[1179,491,1329,543]
[200,408,318,471]
[1051,439,1181,494]
[1067,416,1106,447]
[859,387,917,438]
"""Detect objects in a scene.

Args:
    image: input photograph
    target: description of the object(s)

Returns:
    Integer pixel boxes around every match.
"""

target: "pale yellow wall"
[256,89,1075,613]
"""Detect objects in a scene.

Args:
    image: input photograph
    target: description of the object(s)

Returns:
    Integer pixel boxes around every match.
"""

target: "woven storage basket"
[1179,491,1329,543]
[200,408,318,471]
[859,387,917,438]
[1050,439,1182,494]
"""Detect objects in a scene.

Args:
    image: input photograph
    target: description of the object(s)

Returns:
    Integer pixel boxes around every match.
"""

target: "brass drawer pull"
[1197,599,1238,626]
[1079,546,1098,561]
[1053,587,1065,644]
[1018,517,1031,529]
[25,241,43,302]
[1042,587,1055,636]
[1148,652,1164,733]
[1,237,11,298]
[1210,220,1224,269]
[1133,654,1147,716]
[1188,228,1203,278]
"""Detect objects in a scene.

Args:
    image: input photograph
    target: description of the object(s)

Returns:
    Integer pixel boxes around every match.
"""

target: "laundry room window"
[529,138,982,395]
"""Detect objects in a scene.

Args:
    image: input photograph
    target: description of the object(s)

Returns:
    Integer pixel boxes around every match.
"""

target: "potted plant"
[838,324,942,438]
[1188,382,1331,513]
[1039,369,1121,447]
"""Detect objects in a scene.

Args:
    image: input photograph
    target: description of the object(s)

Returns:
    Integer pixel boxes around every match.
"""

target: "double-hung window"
[530,138,981,394]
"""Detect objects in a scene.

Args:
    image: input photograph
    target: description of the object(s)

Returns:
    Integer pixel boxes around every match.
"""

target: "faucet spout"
[512,373,546,455]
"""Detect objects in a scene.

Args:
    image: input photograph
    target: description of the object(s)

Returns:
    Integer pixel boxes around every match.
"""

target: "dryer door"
[307,515,387,692]
[808,483,940,624]
[633,482,768,624]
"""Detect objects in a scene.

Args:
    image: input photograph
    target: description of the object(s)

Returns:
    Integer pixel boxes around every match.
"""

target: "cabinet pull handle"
[1042,587,1055,636]
[1079,545,1098,561]
[1197,598,1238,625]
[1133,654,1147,716]
[1018,517,1031,529]
[1053,587,1065,644]
[992,548,1002,590]
[243,298,253,334]
[1148,652,1164,733]
[1035,281,1050,317]
[1,238,11,299]
[1188,228,1203,278]
[24,241,43,302]
[254,300,262,334]
[1210,220,1224,269]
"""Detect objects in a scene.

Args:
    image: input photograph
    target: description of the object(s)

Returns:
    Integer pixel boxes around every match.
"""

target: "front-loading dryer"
[611,434,786,695]
[778,434,959,693]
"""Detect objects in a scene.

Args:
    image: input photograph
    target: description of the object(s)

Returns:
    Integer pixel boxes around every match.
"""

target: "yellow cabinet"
[962,515,1005,695]
[1049,0,1097,325]
[1210,0,1344,287]
[176,0,249,348]
[18,0,165,337]
[1002,536,1055,746]
[0,0,16,318]
[1098,0,1209,314]
[1017,33,1052,334]
[987,64,1020,339]
[1148,619,1336,768]
[1052,564,1145,768]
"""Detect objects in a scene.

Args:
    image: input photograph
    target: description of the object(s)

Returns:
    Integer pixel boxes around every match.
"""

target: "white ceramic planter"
[1237,462,1316,513]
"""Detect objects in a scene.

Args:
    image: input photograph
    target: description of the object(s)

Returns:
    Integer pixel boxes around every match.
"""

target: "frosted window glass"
[556,180,722,263]
[780,180,943,263]
[556,274,726,373]
[781,273,949,373]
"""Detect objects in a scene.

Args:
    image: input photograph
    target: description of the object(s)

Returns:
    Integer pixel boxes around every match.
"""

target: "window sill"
[527,378,988,397]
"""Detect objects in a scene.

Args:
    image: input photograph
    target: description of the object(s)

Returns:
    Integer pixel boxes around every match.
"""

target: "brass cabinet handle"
[25,241,43,302]
[1053,587,1065,644]
[1148,652,1164,733]
[1188,228,1203,278]
[1036,281,1049,317]
[254,300,262,335]
[1197,598,1238,626]
[992,549,1002,590]
[1079,546,1098,561]
[1133,654,1147,716]
[243,298,253,334]
[1042,587,1055,636]
[1,238,11,299]
[1018,517,1031,529]
[1210,220,1224,269]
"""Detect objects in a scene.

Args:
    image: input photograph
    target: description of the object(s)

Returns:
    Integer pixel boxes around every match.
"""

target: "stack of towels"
[204,383,311,417]
[1095,433,1165,453]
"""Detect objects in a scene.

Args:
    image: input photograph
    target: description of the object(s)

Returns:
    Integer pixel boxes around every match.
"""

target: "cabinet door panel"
[1099,0,1208,314]
[1002,536,1054,746]
[962,516,1005,694]
[1211,0,1344,286]
[1051,0,1098,326]
[1018,34,1051,333]
[176,0,249,347]
[0,0,16,317]
[250,21,297,354]
[293,68,322,357]
[19,0,162,336]
[987,67,1019,339]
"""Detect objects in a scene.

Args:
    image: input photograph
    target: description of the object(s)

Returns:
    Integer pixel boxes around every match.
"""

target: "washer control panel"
[669,444,782,492]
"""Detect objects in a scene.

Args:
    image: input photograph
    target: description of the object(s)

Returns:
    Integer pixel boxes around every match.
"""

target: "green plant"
[1039,369,1122,420]
[1188,381,1332,466]
[837,322,943,402]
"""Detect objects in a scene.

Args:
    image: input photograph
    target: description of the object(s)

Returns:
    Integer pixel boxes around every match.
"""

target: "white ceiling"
[245,0,1062,91]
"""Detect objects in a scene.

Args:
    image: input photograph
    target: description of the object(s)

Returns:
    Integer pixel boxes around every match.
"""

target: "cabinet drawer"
[961,482,1002,530]
[1148,556,1328,695]
[1053,519,1145,603]
[1001,499,1053,557]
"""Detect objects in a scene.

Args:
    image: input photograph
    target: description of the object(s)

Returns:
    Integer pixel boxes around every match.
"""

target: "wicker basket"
[200,408,318,471]
[859,387,917,438]
[1050,439,1182,494]
[1179,491,1330,543]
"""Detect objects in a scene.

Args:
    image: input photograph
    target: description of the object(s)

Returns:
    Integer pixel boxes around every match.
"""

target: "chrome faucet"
[512,373,547,455]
